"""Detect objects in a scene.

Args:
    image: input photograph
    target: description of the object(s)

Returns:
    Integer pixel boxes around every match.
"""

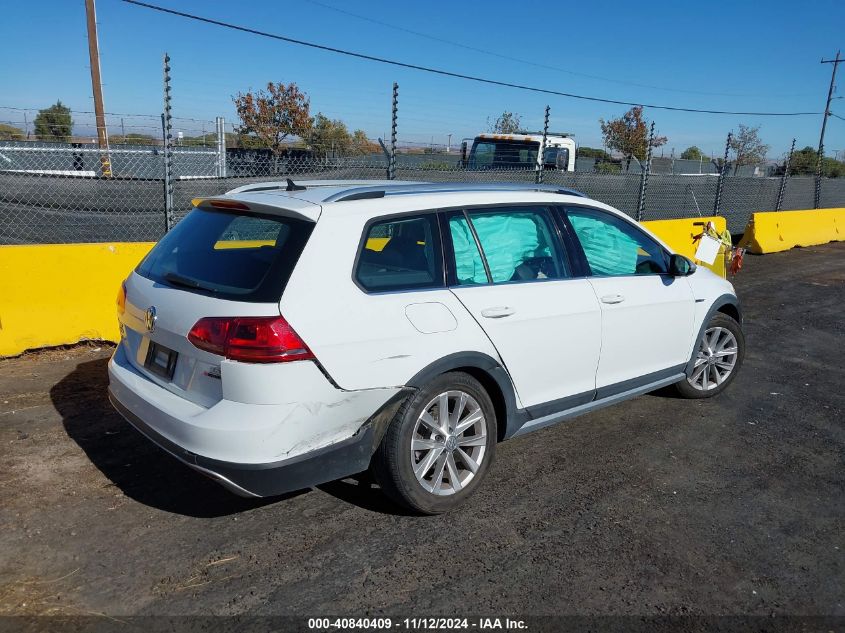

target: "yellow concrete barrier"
[0,243,154,357]
[738,208,845,254]
[643,216,727,278]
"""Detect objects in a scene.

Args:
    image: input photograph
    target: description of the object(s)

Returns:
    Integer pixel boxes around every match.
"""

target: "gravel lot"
[0,243,842,620]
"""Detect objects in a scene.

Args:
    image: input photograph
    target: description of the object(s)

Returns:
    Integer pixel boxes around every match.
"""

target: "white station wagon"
[109,180,744,513]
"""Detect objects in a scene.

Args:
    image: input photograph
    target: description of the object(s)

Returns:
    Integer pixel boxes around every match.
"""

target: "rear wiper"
[163,272,217,293]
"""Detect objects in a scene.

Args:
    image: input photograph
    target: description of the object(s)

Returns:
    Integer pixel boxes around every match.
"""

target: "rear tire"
[674,312,744,399]
[372,371,496,514]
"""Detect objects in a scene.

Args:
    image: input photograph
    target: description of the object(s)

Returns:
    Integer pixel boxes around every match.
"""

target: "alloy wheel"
[410,390,488,496]
[687,326,739,391]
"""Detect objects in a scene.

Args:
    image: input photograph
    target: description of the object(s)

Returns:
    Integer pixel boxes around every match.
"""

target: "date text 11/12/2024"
[307,617,528,630]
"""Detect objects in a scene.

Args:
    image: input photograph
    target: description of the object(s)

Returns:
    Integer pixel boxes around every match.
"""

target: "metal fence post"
[713,132,732,215]
[215,116,227,178]
[536,105,550,185]
[814,145,824,209]
[162,53,174,232]
[389,82,398,180]
[776,138,795,212]
[636,122,655,222]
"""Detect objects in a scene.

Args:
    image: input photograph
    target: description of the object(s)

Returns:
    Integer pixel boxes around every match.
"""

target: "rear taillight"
[117,281,126,316]
[187,316,314,363]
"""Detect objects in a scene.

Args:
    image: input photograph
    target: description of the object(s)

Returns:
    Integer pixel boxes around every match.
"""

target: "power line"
[302,0,811,99]
[121,0,821,117]
[0,105,214,123]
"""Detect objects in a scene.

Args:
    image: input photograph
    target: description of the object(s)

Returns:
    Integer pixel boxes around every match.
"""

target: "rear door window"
[447,207,569,285]
[136,208,313,302]
[448,214,488,285]
[468,207,568,283]
[355,214,443,292]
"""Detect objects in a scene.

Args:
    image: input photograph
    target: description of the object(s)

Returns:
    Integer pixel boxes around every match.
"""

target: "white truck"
[460,132,577,172]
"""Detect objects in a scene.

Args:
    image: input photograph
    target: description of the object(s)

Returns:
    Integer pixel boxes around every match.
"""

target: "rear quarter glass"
[136,208,314,303]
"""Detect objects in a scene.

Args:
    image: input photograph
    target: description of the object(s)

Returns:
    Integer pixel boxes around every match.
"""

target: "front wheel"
[371,372,496,514]
[674,312,745,399]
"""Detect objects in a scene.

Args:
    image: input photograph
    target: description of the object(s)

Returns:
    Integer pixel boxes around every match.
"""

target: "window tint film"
[448,215,488,285]
[136,208,313,302]
[566,207,668,276]
[356,215,443,292]
[466,208,567,283]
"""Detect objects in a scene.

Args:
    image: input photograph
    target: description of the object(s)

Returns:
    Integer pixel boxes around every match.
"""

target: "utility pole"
[816,50,841,208]
[84,0,112,176]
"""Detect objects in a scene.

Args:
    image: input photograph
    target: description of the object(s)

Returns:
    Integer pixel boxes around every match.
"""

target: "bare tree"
[487,111,521,134]
[729,124,769,175]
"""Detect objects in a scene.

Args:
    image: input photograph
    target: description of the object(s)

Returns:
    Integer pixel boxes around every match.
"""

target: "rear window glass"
[469,140,539,169]
[136,208,313,302]
[448,215,487,285]
[466,208,567,283]
[356,215,443,292]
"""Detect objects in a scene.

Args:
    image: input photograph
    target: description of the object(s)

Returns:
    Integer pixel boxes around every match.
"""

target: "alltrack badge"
[144,306,157,333]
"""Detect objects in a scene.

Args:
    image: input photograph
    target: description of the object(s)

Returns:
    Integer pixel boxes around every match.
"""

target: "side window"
[471,142,495,167]
[566,207,668,276]
[356,214,443,292]
[451,207,568,284]
[448,215,488,285]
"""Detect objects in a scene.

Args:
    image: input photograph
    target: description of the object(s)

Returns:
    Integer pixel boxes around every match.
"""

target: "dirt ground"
[0,243,843,620]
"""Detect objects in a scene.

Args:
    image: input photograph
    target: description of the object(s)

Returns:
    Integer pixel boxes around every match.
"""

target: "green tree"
[487,111,521,134]
[599,106,667,170]
[0,123,25,140]
[680,146,706,161]
[232,82,313,155]
[109,133,157,145]
[784,146,818,175]
[34,100,73,142]
[576,146,611,160]
[351,129,379,154]
[728,124,769,174]
[780,146,845,178]
[309,113,352,155]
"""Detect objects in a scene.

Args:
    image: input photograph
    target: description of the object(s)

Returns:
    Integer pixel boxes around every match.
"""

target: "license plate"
[144,341,178,380]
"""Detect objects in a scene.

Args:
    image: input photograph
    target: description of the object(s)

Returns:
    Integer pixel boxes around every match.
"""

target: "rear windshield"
[136,208,313,302]
[469,140,539,169]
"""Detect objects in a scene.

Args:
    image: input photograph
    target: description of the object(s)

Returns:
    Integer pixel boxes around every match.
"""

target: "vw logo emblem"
[144,306,157,333]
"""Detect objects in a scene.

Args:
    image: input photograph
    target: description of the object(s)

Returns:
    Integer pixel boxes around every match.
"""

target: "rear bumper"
[109,391,377,497]
[107,343,407,497]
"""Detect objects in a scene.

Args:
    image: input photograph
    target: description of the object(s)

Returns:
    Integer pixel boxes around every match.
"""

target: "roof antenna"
[285,178,306,191]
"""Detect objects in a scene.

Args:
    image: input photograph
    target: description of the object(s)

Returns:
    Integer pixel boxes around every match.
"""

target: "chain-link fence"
[2,140,844,244]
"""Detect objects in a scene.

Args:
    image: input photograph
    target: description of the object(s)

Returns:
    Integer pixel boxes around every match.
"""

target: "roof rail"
[323,182,585,203]
[225,179,404,195]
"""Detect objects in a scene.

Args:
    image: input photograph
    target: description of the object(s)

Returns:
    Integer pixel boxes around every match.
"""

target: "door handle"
[481,306,516,319]
[600,294,625,305]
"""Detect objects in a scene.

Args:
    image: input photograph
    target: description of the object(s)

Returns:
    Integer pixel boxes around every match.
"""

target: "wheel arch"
[685,294,743,376]
[405,352,521,442]
[715,301,741,324]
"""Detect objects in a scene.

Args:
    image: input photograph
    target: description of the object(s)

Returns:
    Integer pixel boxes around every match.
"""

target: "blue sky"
[1,0,843,158]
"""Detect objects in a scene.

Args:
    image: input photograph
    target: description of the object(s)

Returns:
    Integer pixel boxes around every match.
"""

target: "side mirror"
[669,254,696,277]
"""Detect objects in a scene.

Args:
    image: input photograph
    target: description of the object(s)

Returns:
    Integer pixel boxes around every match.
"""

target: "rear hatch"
[119,205,314,407]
